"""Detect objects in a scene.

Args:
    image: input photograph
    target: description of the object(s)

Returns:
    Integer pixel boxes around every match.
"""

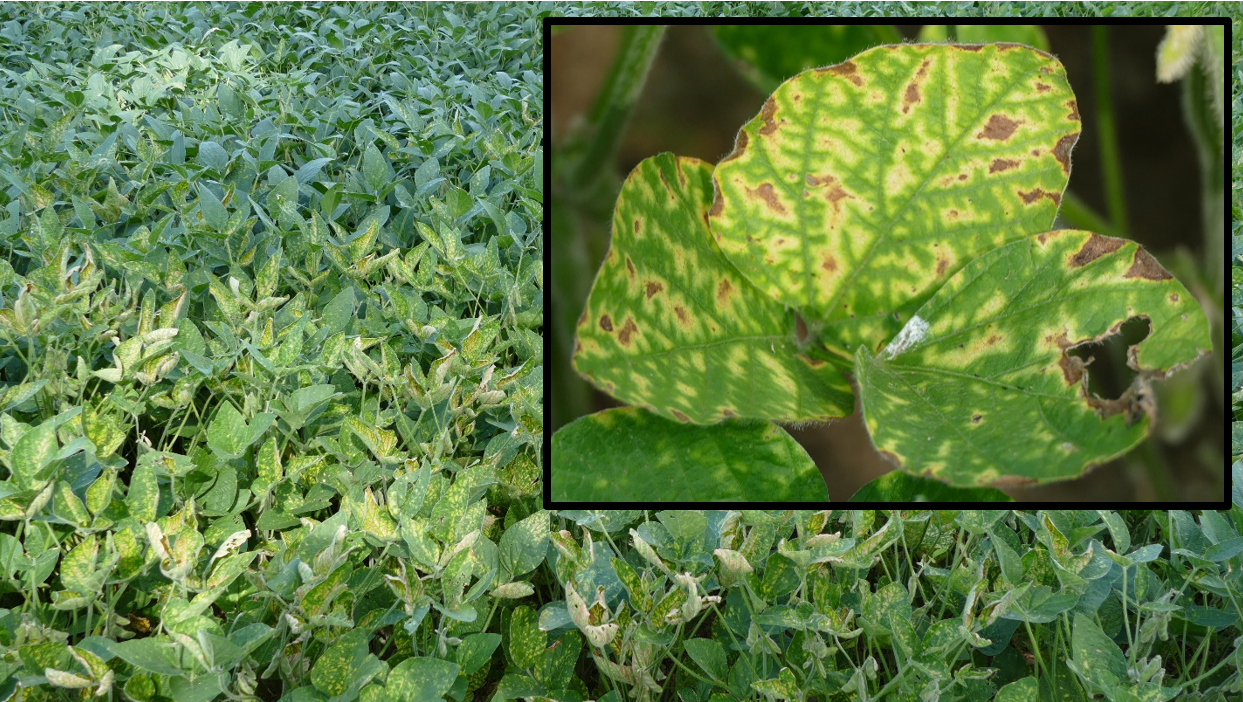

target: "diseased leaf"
[498,509,548,580]
[385,656,459,702]
[710,43,1080,356]
[574,154,853,424]
[508,605,544,670]
[857,230,1211,487]
[10,416,58,489]
[551,407,829,502]
[456,632,501,675]
[126,461,159,522]
[683,638,728,682]
[311,630,370,696]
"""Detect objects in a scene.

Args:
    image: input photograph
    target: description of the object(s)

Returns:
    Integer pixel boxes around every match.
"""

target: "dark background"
[551,24,1223,502]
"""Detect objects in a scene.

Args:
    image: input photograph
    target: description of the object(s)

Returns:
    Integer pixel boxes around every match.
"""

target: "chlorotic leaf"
[311,630,370,696]
[710,43,1080,356]
[848,471,1013,502]
[126,461,159,522]
[551,407,829,502]
[498,509,548,580]
[856,230,1211,487]
[573,154,853,424]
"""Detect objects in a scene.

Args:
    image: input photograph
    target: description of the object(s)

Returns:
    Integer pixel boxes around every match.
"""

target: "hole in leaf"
[1066,315,1151,401]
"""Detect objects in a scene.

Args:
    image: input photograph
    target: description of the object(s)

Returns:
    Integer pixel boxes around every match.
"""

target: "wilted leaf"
[573,154,853,424]
[551,407,828,502]
[857,230,1210,487]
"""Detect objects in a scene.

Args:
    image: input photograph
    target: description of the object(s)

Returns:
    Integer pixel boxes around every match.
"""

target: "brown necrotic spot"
[971,414,983,424]
[820,60,863,86]
[797,354,825,368]
[977,114,1019,141]
[759,97,780,136]
[719,131,748,166]
[745,182,786,215]
[674,305,689,327]
[1017,188,1060,206]
[625,257,635,279]
[670,409,689,422]
[1066,99,1080,121]
[936,257,949,275]
[805,173,852,211]
[721,408,737,418]
[958,173,968,181]
[987,334,1001,346]
[990,158,1018,174]
[1054,331,1088,386]
[903,83,920,114]
[644,281,663,299]
[821,254,838,273]
[657,168,674,195]
[1069,233,1125,268]
[1052,133,1076,172]
[633,219,640,235]
[617,318,638,346]
[709,191,724,218]
[717,278,734,304]
[1169,292,1179,303]
[1035,82,1051,93]
[1123,248,1172,281]
[599,314,613,332]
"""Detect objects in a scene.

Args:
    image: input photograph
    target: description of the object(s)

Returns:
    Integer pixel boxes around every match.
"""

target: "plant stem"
[1091,26,1128,237]
[565,25,666,190]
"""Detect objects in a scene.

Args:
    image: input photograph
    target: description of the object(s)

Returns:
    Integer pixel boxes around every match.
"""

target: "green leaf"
[197,183,228,230]
[9,417,58,489]
[995,677,1038,702]
[1068,611,1127,693]
[59,534,99,594]
[386,656,459,702]
[996,583,1079,624]
[712,25,901,93]
[498,509,548,580]
[456,632,501,675]
[207,403,273,460]
[710,43,1080,356]
[322,287,355,334]
[848,471,1013,502]
[573,154,853,424]
[361,143,392,193]
[552,408,829,502]
[106,638,184,676]
[311,630,370,696]
[534,631,580,691]
[126,461,159,522]
[857,230,1210,487]
[683,638,728,681]
[508,605,544,670]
